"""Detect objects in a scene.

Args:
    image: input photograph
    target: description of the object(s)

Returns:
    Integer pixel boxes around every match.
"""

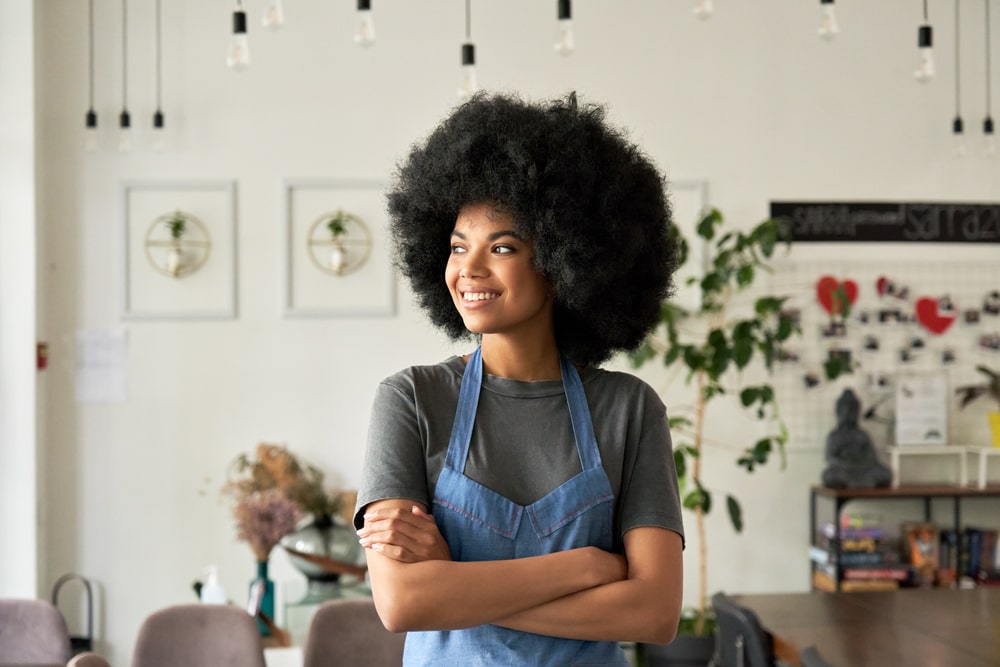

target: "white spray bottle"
[200,564,227,604]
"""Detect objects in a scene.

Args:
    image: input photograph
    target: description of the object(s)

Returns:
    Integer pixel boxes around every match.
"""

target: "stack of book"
[811,514,910,592]
[963,527,1000,586]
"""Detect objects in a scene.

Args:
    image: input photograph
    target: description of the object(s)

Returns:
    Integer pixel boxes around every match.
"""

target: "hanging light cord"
[155,0,162,112]
[121,0,128,111]
[923,0,929,22]
[987,0,993,117]
[465,0,471,41]
[954,0,961,117]
[88,0,95,110]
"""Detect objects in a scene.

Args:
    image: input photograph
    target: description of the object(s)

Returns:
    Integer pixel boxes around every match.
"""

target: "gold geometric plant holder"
[144,210,211,279]
[307,209,372,277]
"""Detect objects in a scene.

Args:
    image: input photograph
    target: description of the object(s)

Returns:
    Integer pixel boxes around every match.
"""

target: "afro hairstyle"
[387,91,679,365]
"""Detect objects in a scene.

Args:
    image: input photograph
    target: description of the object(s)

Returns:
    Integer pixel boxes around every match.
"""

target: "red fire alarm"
[36,342,48,370]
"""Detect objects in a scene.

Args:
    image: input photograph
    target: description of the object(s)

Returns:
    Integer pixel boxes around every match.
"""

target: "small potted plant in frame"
[955,365,1000,447]
[165,211,187,277]
[326,210,350,274]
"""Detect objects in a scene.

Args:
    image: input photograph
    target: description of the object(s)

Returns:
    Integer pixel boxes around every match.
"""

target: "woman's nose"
[458,249,489,278]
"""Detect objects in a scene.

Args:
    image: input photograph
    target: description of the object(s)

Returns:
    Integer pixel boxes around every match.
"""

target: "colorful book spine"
[842,567,914,582]
[821,523,884,540]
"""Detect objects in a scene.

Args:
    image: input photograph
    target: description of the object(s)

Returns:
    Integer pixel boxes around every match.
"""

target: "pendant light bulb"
[554,0,574,55]
[227,5,250,70]
[262,0,284,30]
[152,111,166,152]
[85,110,98,152]
[118,110,132,152]
[693,0,714,20]
[457,42,479,100]
[952,117,966,157]
[914,25,935,82]
[85,0,98,152]
[985,118,996,157]
[818,0,838,40]
[354,0,376,46]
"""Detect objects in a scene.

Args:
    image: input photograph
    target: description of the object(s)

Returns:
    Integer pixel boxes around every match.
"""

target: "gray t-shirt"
[355,356,684,552]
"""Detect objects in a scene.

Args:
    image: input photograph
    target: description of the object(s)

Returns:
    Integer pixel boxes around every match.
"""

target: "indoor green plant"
[955,365,1000,447]
[630,208,849,658]
[165,211,187,277]
[325,210,350,273]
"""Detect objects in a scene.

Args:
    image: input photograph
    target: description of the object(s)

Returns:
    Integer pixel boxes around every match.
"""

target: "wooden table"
[734,588,1000,667]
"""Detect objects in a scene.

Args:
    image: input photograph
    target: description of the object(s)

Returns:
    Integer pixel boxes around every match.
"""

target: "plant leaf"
[726,495,743,533]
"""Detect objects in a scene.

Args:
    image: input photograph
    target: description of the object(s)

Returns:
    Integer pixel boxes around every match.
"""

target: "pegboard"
[762,251,1000,450]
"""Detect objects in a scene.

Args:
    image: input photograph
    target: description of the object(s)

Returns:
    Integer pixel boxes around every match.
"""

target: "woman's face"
[445,203,554,340]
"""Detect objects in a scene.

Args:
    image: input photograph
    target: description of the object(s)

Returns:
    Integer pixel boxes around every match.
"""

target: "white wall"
[0,0,38,598]
[26,0,1000,662]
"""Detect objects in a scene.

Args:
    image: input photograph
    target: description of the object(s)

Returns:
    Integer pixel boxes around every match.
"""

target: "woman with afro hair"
[354,92,685,666]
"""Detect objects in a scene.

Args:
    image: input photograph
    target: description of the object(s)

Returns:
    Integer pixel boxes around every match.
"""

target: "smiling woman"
[354,92,685,666]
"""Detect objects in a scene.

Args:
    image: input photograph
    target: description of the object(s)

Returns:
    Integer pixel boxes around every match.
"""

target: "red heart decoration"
[876,276,889,297]
[816,276,859,316]
[915,297,957,335]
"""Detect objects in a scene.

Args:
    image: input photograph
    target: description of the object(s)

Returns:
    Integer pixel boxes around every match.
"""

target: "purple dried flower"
[233,488,301,562]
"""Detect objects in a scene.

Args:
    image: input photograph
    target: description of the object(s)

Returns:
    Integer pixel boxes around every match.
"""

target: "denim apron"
[402,347,628,666]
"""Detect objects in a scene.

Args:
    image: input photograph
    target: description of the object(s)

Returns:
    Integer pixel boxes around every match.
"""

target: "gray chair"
[130,604,266,667]
[0,598,72,665]
[710,592,775,667]
[302,598,405,667]
[66,653,112,667]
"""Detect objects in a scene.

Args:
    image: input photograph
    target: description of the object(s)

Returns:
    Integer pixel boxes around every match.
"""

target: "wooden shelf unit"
[809,484,1000,592]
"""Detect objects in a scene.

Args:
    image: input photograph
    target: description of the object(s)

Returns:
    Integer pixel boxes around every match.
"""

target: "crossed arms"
[357,499,683,645]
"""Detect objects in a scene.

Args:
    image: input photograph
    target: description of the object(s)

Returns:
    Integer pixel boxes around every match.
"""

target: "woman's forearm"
[367,545,625,633]
[493,577,679,644]
[495,527,684,644]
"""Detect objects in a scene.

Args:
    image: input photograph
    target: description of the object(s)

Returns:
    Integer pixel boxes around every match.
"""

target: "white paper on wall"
[894,372,948,446]
[75,329,128,403]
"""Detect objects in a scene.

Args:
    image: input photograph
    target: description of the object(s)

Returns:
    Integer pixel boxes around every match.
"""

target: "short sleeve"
[353,379,432,529]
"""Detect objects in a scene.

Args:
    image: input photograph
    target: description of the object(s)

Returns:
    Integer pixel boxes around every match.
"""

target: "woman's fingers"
[358,505,449,562]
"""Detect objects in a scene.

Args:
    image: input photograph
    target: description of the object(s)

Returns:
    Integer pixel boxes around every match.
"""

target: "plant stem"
[694,369,708,634]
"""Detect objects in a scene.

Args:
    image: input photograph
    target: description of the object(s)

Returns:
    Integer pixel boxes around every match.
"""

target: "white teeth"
[463,292,498,301]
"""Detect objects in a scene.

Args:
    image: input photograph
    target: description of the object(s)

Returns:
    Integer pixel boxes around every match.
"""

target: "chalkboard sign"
[769,201,1000,243]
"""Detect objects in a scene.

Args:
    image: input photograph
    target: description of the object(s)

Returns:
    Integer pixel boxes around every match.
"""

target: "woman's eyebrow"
[449,229,522,240]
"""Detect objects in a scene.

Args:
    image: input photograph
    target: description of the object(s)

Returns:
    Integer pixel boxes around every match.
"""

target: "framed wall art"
[282,179,396,317]
[669,179,709,311]
[121,180,238,320]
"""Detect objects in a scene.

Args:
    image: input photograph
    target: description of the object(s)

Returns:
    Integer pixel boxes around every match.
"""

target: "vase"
[280,515,366,603]
[639,635,716,667]
[250,560,275,637]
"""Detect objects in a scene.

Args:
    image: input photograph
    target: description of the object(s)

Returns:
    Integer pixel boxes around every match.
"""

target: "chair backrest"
[302,598,405,667]
[0,598,73,664]
[131,604,267,667]
[710,592,774,667]
[68,652,113,667]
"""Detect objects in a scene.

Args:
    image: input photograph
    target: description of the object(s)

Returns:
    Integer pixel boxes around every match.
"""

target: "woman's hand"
[358,504,452,563]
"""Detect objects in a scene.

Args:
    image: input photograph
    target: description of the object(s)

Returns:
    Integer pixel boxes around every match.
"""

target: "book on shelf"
[820,522,884,540]
[809,545,901,567]
[812,570,899,593]
[841,566,914,582]
[840,513,883,529]
[965,527,999,580]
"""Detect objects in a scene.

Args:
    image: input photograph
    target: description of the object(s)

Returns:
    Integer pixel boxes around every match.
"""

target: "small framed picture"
[902,521,940,587]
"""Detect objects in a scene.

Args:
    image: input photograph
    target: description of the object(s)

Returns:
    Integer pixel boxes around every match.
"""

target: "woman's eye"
[450,245,466,254]
[493,245,514,254]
